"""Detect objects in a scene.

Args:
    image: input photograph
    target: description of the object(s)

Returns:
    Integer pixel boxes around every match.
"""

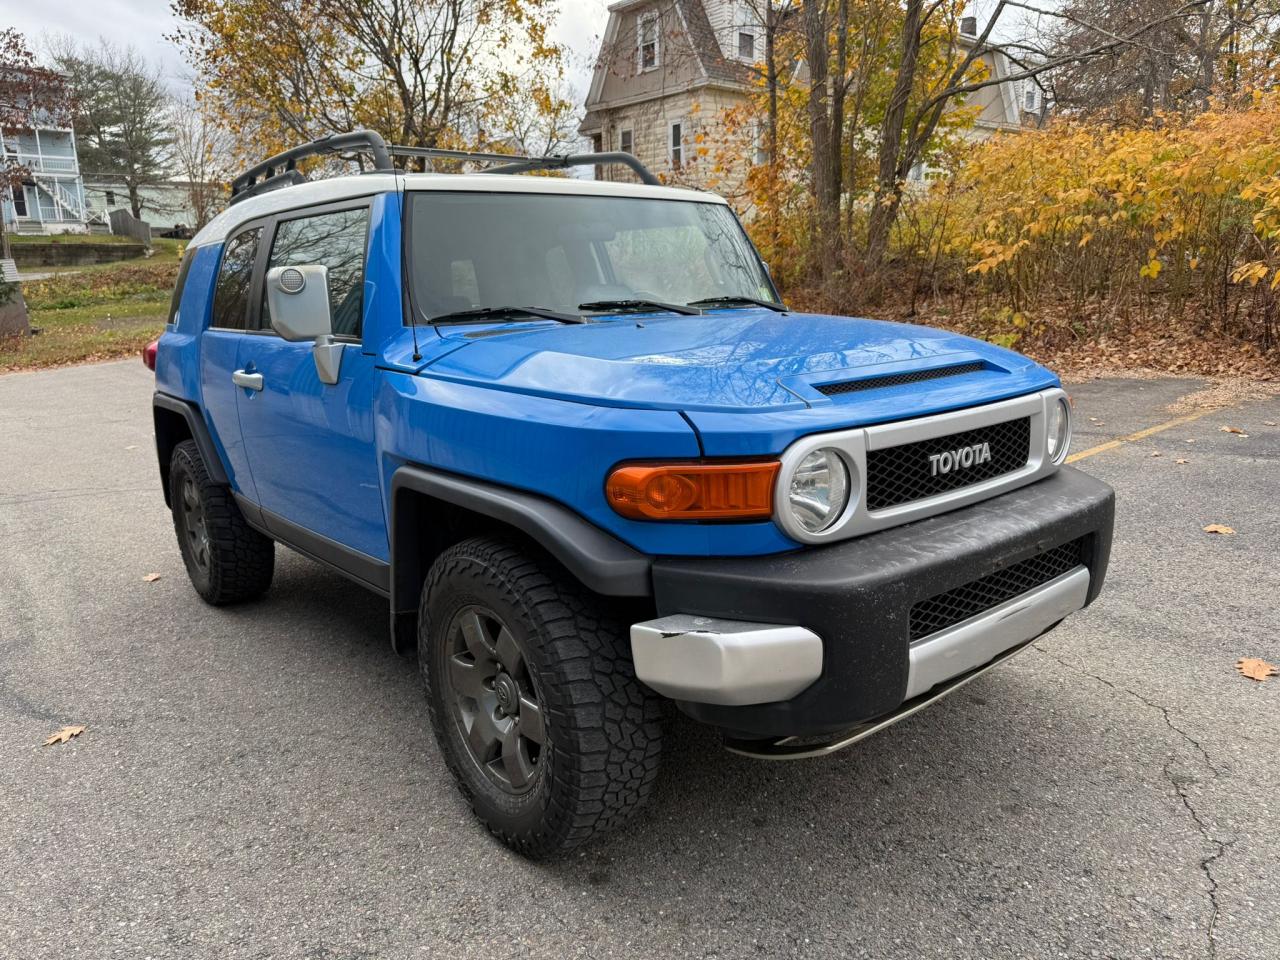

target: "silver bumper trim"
[725,566,1091,761]
[629,614,823,706]
[905,565,1090,699]
[726,639,1037,760]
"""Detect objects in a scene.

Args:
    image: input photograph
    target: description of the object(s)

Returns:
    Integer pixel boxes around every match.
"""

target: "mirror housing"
[265,265,343,385]
[266,265,332,342]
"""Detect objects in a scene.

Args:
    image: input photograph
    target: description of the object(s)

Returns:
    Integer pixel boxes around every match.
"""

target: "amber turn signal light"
[606,461,780,521]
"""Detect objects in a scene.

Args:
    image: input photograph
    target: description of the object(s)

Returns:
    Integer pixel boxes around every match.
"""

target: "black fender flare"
[153,392,228,501]
[388,464,652,649]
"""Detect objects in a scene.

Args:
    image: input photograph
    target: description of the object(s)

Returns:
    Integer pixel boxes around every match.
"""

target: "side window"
[211,228,261,330]
[263,207,370,338]
[166,247,196,326]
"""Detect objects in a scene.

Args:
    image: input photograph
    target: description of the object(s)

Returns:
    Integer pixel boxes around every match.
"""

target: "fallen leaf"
[1150,450,1162,458]
[1236,658,1278,682]
[125,444,138,451]
[142,573,162,583]
[1203,523,1236,535]
[43,725,86,746]
[1185,438,1196,444]
[1220,425,1247,435]
[1264,421,1277,427]
[1175,458,1190,464]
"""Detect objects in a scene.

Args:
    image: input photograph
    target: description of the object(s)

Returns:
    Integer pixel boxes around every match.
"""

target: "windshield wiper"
[430,305,587,325]
[578,299,703,316]
[687,295,788,313]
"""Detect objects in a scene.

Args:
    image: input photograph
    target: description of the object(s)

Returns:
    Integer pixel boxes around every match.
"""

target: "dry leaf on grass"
[142,573,161,583]
[1185,438,1197,444]
[1265,421,1277,427]
[43,725,86,746]
[1150,450,1162,457]
[1220,425,1249,437]
[1175,458,1191,464]
[1203,523,1236,535]
[1236,658,1278,682]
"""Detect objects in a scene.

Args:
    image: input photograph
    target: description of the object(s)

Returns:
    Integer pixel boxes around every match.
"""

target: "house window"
[620,129,634,155]
[591,133,604,179]
[11,186,28,217]
[738,31,756,60]
[669,122,683,170]
[1024,84,1040,112]
[105,190,116,207]
[638,13,659,71]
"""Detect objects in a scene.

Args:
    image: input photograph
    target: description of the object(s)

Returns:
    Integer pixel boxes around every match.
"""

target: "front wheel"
[420,538,663,858]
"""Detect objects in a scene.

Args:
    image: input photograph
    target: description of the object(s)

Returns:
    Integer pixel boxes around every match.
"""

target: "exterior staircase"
[25,175,111,233]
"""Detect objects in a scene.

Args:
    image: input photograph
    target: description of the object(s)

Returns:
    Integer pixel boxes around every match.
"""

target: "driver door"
[233,201,389,575]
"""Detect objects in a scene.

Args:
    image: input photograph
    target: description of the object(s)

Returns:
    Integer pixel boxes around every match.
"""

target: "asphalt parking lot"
[2,360,1278,960]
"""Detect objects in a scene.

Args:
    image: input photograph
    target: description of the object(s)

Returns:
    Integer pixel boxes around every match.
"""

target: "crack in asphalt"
[1031,644,1229,959]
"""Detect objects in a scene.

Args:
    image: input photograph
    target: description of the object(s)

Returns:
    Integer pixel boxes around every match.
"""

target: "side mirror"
[266,265,343,385]
[266,265,331,341]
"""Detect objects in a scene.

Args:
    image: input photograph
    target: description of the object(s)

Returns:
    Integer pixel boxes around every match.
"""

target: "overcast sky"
[0,0,611,97]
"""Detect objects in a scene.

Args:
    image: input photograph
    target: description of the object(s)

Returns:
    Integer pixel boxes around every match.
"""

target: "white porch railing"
[3,152,79,175]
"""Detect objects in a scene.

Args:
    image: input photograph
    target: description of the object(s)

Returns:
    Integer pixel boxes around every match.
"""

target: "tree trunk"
[765,6,779,165]
[831,0,848,220]
[803,0,838,286]
[865,0,923,273]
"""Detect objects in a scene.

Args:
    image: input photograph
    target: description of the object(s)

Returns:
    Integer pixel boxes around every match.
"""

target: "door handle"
[232,369,264,391]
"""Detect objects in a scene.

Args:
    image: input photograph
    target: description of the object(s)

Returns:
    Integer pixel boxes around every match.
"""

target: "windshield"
[406,191,777,320]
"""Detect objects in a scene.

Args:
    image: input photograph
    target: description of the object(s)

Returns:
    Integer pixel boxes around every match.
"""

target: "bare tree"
[1045,0,1280,118]
[169,94,234,230]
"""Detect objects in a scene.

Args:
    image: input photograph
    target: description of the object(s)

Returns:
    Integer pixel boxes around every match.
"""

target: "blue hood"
[414,309,1056,417]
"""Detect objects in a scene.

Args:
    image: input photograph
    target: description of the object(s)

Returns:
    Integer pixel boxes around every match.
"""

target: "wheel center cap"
[494,673,519,715]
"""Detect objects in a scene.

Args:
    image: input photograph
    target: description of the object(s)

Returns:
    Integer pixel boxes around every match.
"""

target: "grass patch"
[7,232,138,245]
[0,250,183,371]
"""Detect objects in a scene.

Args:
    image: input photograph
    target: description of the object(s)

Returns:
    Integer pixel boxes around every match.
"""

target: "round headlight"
[788,448,850,533]
[1047,397,1072,463]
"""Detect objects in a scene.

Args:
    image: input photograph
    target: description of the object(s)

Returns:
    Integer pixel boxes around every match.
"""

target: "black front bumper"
[650,466,1115,739]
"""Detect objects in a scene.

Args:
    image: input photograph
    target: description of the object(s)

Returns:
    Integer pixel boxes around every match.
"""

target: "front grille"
[909,538,1087,642]
[866,416,1031,511]
[816,361,985,397]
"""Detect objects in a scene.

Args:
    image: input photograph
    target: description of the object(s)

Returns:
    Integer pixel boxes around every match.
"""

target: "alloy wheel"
[444,605,546,794]
[180,473,211,573]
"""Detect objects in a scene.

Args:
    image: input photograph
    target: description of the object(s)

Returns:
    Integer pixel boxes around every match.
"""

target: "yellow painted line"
[1066,408,1219,463]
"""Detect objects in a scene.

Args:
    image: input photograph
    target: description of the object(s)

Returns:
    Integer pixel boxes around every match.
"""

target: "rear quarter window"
[166,248,196,326]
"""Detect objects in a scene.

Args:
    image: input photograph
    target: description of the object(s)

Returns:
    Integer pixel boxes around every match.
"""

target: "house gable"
[582,0,752,134]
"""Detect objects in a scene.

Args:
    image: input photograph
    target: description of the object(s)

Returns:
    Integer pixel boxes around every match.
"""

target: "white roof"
[191,172,726,247]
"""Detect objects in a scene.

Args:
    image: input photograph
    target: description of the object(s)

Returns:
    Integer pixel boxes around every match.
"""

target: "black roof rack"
[228,129,660,205]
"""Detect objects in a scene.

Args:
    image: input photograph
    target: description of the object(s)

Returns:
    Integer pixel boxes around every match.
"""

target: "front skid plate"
[722,637,1039,761]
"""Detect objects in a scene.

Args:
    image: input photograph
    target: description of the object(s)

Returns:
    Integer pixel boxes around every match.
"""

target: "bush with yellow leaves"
[909,94,1280,352]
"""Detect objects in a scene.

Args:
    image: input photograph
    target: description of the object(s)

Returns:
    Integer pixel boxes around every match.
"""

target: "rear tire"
[420,537,663,858]
[169,439,274,605]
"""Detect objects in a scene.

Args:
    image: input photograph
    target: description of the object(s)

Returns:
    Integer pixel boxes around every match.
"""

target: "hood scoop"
[815,360,987,397]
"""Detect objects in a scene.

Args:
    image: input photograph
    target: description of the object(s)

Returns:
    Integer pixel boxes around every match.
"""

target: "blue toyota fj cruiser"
[149,132,1114,857]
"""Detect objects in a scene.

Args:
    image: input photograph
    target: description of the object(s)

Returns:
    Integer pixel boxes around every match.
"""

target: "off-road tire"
[169,439,274,605]
[420,537,664,858]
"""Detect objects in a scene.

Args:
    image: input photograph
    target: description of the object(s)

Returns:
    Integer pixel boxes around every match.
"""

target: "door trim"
[234,492,390,597]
